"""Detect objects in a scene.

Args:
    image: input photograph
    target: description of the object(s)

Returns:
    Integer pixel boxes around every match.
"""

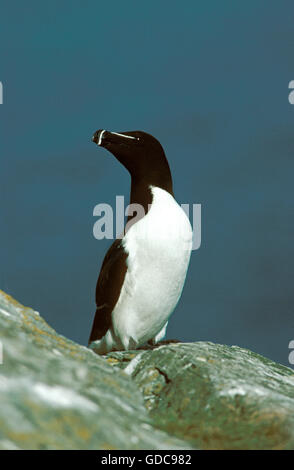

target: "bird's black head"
[92,130,173,195]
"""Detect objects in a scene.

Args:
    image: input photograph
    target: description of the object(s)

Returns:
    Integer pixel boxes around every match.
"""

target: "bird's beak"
[92,130,139,147]
[92,129,107,146]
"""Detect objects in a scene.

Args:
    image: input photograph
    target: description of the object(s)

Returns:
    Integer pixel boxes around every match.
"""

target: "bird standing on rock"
[88,130,192,354]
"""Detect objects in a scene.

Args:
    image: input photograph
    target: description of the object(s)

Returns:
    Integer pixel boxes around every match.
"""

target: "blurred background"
[1,0,293,366]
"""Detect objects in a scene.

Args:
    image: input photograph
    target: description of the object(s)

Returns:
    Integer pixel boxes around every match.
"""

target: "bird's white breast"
[112,186,192,349]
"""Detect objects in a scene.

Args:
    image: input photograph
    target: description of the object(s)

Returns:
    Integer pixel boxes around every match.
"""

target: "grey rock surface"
[1,289,294,450]
[0,290,190,450]
[107,343,294,449]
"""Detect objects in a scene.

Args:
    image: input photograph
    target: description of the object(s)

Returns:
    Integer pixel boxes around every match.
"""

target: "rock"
[107,343,294,449]
[1,289,294,450]
[0,290,191,450]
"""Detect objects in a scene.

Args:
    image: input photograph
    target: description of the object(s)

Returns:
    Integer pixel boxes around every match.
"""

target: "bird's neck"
[127,176,173,223]
[129,179,153,219]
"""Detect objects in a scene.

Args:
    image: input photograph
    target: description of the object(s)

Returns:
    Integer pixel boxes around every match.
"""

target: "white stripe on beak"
[111,132,138,140]
[98,129,106,146]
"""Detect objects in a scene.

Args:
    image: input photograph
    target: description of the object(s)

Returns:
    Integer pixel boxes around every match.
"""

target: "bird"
[88,129,192,354]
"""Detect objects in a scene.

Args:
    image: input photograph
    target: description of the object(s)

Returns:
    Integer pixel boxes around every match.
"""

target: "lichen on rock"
[1,289,294,450]
[107,342,294,449]
[0,290,190,450]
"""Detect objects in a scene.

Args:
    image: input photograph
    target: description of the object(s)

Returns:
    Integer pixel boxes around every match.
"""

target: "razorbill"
[88,130,192,354]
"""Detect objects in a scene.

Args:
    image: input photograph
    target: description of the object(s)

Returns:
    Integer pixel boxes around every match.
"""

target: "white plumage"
[90,186,192,353]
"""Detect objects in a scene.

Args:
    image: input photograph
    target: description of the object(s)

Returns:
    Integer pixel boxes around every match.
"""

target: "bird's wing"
[88,238,128,344]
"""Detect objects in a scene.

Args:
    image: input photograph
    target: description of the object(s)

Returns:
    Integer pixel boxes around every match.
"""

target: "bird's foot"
[142,338,181,350]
